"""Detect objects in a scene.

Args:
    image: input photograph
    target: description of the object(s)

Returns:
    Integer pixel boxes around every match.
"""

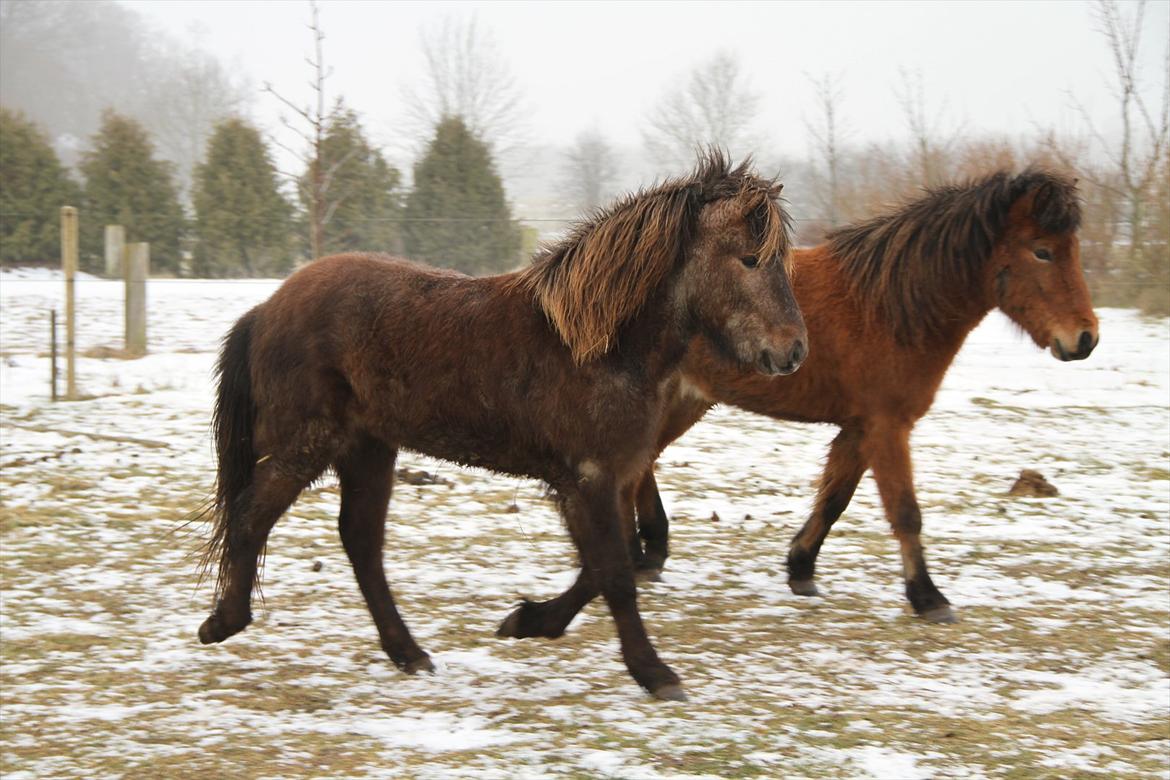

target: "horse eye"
[1034,248,1053,262]
[740,255,759,268]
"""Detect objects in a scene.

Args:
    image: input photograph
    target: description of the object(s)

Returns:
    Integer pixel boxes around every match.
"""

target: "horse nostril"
[1077,330,1094,355]
[790,339,806,366]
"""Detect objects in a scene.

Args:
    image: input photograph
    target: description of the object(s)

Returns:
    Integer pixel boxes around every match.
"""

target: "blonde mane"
[510,150,790,363]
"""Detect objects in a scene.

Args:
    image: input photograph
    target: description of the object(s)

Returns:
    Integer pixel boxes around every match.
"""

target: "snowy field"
[1,271,1168,779]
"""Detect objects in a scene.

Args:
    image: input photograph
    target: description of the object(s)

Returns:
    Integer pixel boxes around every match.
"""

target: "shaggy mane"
[510,149,790,363]
[827,168,1081,344]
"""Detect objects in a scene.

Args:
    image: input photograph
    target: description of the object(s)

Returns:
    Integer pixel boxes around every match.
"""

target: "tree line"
[0,107,520,278]
[0,0,521,278]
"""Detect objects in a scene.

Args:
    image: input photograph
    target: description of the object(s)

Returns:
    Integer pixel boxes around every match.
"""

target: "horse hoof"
[635,567,663,583]
[496,602,564,640]
[651,683,688,702]
[403,656,435,675]
[920,605,958,624]
[496,608,525,638]
[197,618,220,645]
[789,579,820,597]
[198,614,239,644]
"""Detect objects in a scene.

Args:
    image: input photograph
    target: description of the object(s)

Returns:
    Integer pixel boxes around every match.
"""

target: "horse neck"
[806,244,996,369]
[608,281,692,382]
[919,275,997,359]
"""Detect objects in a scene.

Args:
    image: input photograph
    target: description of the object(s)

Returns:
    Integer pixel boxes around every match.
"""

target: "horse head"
[513,149,807,374]
[677,161,806,375]
[990,171,1099,361]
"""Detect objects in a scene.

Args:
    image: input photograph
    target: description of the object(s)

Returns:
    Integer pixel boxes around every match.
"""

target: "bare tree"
[1042,0,1169,311]
[143,47,250,203]
[893,67,954,188]
[402,15,526,151]
[1039,130,1125,292]
[804,71,849,228]
[262,1,345,260]
[643,52,761,170]
[1091,0,1168,270]
[561,129,619,213]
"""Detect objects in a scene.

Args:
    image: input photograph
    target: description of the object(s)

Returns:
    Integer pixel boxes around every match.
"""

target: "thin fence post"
[61,206,78,400]
[125,242,148,357]
[50,309,58,402]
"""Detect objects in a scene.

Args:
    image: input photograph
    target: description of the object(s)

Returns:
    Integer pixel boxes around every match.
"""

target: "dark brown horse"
[499,168,1097,637]
[196,152,807,700]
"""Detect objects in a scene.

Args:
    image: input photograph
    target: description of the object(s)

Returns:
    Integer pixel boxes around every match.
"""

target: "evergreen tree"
[0,108,79,264]
[299,107,403,258]
[403,116,521,275]
[79,110,185,274]
[193,118,292,277]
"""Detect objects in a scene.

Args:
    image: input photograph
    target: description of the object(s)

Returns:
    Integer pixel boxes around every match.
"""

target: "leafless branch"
[401,14,528,152]
[561,129,619,213]
[804,70,849,227]
[643,51,761,171]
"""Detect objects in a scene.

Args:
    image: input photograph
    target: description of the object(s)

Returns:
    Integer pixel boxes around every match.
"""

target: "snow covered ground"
[2,272,1168,779]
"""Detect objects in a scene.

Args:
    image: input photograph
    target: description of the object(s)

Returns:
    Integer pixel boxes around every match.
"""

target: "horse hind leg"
[633,470,669,582]
[787,426,866,597]
[198,459,320,644]
[336,438,432,674]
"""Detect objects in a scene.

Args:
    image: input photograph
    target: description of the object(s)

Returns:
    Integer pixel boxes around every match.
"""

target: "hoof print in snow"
[1007,469,1059,498]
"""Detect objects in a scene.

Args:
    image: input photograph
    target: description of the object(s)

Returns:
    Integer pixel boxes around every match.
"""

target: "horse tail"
[200,307,259,597]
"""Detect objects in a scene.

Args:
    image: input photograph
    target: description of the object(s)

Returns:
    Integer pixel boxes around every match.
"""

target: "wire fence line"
[0,212,833,224]
[0,277,1158,291]
[0,212,580,223]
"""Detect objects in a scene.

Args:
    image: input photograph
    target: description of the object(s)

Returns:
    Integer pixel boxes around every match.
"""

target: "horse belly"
[371,405,562,484]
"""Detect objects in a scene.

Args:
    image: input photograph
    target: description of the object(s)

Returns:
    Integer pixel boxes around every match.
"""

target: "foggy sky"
[124,0,1168,167]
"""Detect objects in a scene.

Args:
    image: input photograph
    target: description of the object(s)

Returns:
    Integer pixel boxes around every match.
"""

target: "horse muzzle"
[757,339,806,376]
[1050,329,1098,361]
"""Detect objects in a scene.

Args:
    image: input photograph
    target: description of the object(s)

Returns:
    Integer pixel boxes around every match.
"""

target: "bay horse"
[497,168,1096,638]
[196,152,807,701]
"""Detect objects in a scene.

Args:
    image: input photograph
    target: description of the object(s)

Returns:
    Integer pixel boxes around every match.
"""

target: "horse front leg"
[573,480,683,699]
[786,426,866,596]
[497,476,645,637]
[863,420,955,623]
[502,478,683,700]
[496,570,596,640]
[498,474,654,637]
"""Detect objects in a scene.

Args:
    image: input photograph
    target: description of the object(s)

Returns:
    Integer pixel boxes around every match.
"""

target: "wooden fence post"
[125,242,148,357]
[104,225,125,278]
[61,206,78,400]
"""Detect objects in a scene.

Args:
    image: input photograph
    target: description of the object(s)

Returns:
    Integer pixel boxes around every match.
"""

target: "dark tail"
[199,308,258,597]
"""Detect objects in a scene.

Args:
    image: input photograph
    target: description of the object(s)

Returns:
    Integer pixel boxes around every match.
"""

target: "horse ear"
[1023,175,1079,233]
